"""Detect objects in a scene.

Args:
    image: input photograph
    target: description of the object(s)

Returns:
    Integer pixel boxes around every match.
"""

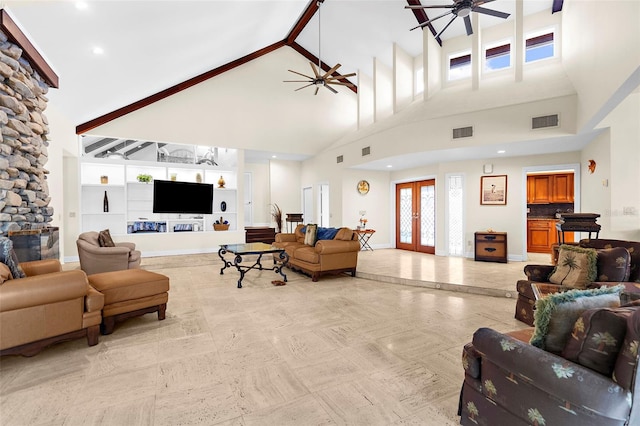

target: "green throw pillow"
[548,245,597,289]
[530,285,623,353]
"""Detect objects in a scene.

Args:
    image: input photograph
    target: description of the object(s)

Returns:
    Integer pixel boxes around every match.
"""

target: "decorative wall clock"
[357,180,370,195]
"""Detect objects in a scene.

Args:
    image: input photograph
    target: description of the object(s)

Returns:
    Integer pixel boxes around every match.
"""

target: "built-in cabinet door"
[527,220,555,253]
[396,180,435,254]
[528,176,552,204]
[551,174,574,203]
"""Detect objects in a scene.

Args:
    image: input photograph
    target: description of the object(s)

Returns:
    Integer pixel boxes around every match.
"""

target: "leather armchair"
[0,259,104,356]
[77,231,141,275]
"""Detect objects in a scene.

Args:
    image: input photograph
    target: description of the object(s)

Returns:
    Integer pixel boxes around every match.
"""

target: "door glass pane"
[448,175,464,256]
[400,187,413,244]
[420,185,435,246]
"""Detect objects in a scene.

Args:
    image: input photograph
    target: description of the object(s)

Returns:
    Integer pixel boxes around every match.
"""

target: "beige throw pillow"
[549,245,597,289]
[304,224,318,246]
[0,263,13,284]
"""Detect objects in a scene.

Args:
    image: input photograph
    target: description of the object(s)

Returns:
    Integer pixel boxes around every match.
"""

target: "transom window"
[525,32,555,62]
[485,43,511,71]
[448,51,471,81]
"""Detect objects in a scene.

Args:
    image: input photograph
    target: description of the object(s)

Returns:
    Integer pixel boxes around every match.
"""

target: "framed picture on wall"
[480,175,507,205]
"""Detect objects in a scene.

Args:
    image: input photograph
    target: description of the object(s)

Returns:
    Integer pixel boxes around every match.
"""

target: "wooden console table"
[245,227,276,244]
[474,231,507,263]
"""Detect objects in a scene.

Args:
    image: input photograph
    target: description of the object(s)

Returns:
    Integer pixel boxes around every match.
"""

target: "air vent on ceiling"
[362,146,371,156]
[532,114,559,129]
[336,155,343,163]
[452,126,473,139]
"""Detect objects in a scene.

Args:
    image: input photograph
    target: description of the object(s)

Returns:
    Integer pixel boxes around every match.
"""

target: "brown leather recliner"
[0,259,104,357]
[77,231,141,275]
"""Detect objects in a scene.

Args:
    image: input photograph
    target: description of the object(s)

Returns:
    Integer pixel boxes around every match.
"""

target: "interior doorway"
[244,172,252,226]
[319,184,329,227]
[302,187,313,224]
[395,179,435,254]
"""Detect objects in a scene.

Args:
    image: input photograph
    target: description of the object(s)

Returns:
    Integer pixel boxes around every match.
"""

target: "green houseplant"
[136,174,153,183]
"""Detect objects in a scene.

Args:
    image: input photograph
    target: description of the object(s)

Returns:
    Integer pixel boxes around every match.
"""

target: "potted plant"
[137,174,153,183]
[270,203,283,234]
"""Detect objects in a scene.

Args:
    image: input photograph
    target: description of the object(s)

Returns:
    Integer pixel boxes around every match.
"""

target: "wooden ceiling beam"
[405,0,442,47]
[77,40,286,134]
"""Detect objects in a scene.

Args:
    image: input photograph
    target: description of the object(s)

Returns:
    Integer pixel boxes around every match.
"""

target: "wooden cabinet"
[551,173,574,203]
[527,173,574,204]
[245,227,276,244]
[527,219,574,253]
[527,175,552,204]
[475,232,507,263]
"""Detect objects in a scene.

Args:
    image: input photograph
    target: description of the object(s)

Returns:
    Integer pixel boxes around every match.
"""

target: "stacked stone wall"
[0,30,53,235]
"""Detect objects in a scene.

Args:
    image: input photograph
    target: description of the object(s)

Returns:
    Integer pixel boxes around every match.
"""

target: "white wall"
[595,91,640,239]
[44,104,80,260]
[562,0,640,131]
[269,160,302,232]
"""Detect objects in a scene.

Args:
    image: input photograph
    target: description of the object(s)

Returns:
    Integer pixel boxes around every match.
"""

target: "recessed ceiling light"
[386,165,393,168]
[92,46,104,55]
[271,155,277,159]
[75,2,88,10]
[497,150,506,154]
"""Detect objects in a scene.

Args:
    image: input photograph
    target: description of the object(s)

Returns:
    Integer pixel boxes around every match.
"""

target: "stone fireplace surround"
[0,28,54,235]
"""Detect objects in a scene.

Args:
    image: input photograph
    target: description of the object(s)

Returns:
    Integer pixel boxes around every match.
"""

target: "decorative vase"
[196,173,202,183]
[100,175,108,184]
[218,175,226,188]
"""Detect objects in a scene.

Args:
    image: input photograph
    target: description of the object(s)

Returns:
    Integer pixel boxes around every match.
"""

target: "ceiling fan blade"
[435,15,457,40]
[314,86,319,96]
[294,83,315,92]
[324,84,338,94]
[327,73,356,80]
[287,69,314,79]
[473,6,510,19]
[283,80,313,83]
[405,5,454,9]
[309,62,320,78]
[464,15,473,36]
[322,63,342,79]
[410,11,453,31]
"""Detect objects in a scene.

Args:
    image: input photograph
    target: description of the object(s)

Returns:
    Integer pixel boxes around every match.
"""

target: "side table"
[354,229,375,251]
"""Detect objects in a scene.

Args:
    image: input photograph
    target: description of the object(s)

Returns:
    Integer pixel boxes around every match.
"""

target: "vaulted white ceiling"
[3,0,556,165]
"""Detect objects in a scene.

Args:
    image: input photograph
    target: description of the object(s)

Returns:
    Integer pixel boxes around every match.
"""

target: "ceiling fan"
[284,1,355,95]
[405,0,510,39]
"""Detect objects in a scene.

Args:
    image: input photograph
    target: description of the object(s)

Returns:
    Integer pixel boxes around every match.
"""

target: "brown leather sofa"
[515,238,640,325]
[273,224,360,281]
[0,259,104,356]
[459,305,640,426]
[77,231,141,275]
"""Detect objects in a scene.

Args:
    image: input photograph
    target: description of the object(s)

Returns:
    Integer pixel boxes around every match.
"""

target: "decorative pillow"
[612,308,640,390]
[0,237,25,279]
[98,229,115,247]
[0,262,13,284]
[562,307,632,376]
[316,227,339,240]
[304,224,318,246]
[548,245,597,289]
[530,285,623,353]
[596,247,631,282]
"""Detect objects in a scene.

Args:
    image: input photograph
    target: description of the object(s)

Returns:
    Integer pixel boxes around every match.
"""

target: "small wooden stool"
[88,269,169,335]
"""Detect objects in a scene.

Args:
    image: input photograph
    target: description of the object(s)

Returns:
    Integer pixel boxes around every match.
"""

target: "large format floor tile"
[0,249,531,425]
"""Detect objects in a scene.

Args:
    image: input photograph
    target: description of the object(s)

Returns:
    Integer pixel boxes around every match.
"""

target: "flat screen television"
[153,180,213,215]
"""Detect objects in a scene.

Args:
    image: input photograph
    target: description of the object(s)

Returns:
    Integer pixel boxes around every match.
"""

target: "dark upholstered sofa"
[273,224,360,281]
[459,304,640,426]
[516,239,640,325]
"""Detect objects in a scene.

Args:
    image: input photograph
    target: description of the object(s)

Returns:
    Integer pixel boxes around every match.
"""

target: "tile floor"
[0,249,540,425]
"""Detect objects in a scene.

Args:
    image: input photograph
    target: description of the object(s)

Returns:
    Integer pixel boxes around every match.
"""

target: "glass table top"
[220,242,283,255]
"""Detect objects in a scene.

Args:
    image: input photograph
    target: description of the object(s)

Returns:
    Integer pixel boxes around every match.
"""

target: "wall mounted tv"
[153,180,213,215]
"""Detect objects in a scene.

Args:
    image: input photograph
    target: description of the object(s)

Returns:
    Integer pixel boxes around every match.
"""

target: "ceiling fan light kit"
[405,0,510,39]
[284,0,355,95]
